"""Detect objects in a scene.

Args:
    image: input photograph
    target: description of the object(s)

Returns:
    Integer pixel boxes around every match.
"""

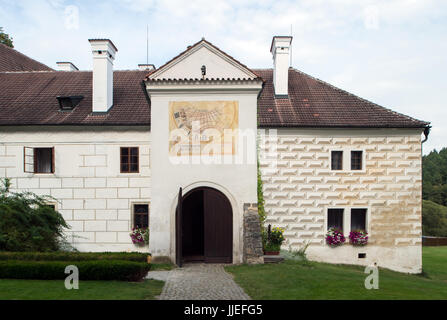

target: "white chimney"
[138,64,155,71]
[270,36,292,97]
[88,39,118,113]
[56,61,79,71]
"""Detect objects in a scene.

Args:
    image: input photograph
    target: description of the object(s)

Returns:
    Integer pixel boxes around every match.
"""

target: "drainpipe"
[422,126,431,143]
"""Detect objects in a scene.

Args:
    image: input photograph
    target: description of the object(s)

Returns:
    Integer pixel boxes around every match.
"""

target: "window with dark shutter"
[133,204,149,228]
[351,151,363,170]
[331,151,343,170]
[120,147,139,173]
[351,208,367,231]
[327,209,344,231]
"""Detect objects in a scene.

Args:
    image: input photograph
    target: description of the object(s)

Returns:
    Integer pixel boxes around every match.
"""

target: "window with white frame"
[133,203,149,228]
[331,151,343,170]
[24,147,54,174]
[350,151,363,170]
[350,208,367,232]
[327,208,344,232]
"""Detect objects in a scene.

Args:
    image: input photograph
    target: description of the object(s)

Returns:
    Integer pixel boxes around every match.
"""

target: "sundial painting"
[169,101,239,156]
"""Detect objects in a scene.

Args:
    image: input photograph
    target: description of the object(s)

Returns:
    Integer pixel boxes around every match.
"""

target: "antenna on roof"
[290,24,293,67]
[146,24,149,65]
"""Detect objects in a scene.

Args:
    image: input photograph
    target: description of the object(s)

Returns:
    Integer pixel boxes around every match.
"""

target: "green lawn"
[225,246,447,300]
[0,262,172,300]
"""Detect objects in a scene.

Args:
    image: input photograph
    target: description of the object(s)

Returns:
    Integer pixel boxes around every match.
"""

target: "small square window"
[351,208,367,231]
[120,147,139,173]
[328,209,344,232]
[351,151,363,170]
[331,151,343,170]
[133,204,149,228]
[24,147,54,173]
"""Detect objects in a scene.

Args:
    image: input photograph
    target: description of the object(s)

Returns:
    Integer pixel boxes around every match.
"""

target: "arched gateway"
[176,187,233,265]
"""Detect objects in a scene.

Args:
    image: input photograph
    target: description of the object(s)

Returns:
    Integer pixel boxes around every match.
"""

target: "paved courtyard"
[146,263,251,300]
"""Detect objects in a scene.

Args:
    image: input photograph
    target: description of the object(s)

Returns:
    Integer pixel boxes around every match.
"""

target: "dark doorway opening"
[182,189,205,261]
[177,187,233,264]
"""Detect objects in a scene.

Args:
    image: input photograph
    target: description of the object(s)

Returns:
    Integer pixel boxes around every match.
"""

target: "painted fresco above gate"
[169,101,239,156]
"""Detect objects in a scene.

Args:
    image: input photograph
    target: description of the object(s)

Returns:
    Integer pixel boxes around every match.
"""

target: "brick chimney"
[88,39,118,113]
[270,36,292,97]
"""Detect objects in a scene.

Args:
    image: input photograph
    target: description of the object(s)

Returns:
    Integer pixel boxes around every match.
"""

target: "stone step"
[263,255,284,263]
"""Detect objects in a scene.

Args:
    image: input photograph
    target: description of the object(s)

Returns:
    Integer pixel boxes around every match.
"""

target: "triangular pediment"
[147,39,259,81]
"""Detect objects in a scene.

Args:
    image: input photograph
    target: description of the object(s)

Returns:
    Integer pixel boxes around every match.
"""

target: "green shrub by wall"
[0,251,149,262]
[0,260,151,281]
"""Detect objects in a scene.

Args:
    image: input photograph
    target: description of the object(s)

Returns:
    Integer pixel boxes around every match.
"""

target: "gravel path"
[146,263,251,300]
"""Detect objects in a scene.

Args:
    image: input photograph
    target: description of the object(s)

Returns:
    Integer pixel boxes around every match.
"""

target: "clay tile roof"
[255,68,429,128]
[0,44,428,128]
[0,70,150,126]
[0,43,53,72]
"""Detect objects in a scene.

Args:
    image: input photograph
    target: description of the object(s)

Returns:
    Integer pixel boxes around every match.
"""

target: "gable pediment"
[147,39,259,81]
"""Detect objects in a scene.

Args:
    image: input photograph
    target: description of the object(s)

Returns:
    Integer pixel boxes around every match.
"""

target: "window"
[24,147,54,173]
[351,208,367,231]
[331,151,343,170]
[351,151,363,170]
[327,209,344,231]
[133,204,149,228]
[120,147,139,173]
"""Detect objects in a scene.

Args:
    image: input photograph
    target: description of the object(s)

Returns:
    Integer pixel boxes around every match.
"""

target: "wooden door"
[175,187,183,267]
[204,188,233,263]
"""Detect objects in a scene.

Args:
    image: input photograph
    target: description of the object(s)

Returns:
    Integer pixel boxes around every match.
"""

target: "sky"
[1,0,446,154]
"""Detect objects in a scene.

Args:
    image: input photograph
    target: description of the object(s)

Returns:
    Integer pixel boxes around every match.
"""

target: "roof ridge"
[145,38,260,80]
[0,42,53,71]
[290,67,430,126]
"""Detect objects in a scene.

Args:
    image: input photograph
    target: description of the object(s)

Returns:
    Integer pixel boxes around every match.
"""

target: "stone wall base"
[243,203,264,264]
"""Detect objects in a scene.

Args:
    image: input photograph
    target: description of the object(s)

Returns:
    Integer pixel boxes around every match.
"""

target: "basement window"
[327,209,344,232]
[331,151,343,170]
[358,253,366,259]
[120,147,139,173]
[351,151,363,170]
[351,208,367,232]
[133,204,149,228]
[24,147,54,174]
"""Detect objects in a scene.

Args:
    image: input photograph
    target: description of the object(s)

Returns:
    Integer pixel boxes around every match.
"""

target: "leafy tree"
[0,178,69,251]
[422,147,447,206]
[422,200,447,237]
[0,27,13,48]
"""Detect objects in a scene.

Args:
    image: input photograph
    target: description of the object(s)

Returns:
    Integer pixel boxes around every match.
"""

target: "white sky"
[1,0,446,154]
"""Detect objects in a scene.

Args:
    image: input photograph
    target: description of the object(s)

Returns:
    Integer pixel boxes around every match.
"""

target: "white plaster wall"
[148,89,260,264]
[259,128,423,273]
[153,45,252,80]
[0,126,151,252]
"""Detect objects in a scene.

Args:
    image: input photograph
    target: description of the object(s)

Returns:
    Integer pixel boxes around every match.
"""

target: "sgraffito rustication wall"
[259,128,423,273]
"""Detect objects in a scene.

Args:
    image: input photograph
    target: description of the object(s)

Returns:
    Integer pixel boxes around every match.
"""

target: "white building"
[0,37,429,273]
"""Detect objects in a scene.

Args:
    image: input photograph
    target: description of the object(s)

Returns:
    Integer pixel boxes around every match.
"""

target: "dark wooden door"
[175,187,183,267]
[204,188,233,263]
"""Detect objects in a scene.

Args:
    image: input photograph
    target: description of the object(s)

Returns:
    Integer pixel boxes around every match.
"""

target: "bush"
[0,178,69,251]
[0,251,149,262]
[0,260,151,281]
[262,225,285,252]
[423,200,447,237]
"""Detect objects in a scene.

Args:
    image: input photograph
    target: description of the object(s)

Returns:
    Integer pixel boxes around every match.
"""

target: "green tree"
[422,147,447,206]
[423,200,447,237]
[0,178,69,251]
[0,27,13,48]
